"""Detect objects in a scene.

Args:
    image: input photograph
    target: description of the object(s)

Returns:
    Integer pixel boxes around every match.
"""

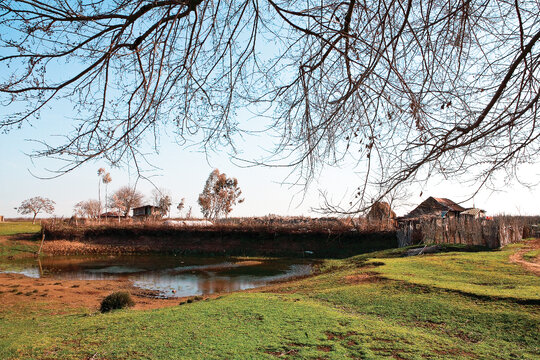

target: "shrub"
[100,291,135,313]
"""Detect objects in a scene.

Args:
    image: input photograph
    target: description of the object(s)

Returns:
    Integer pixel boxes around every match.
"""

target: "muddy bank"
[0,272,180,312]
[42,227,397,258]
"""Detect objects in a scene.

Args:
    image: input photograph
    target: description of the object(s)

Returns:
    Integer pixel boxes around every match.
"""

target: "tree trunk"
[32,213,37,224]
[37,232,45,256]
[98,179,101,221]
[104,185,108,216]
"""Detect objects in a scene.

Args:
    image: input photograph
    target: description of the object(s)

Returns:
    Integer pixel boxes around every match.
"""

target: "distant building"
[460,208,486,219]
[403,197,466,219]
[132,205,161,219]
[100,211,123,218]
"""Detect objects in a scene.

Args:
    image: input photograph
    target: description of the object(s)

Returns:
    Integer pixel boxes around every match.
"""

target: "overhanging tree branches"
[1,0,539,211]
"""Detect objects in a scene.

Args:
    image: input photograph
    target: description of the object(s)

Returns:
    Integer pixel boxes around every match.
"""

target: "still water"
[1,255,315,297]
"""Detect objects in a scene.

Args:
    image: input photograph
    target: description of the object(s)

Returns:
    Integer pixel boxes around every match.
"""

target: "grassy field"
[0,225,538,359]
[0,221,41,236]
[0,222,41,257]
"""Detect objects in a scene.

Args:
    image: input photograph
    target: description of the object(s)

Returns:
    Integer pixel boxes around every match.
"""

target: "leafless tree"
[17,197,55,224]
[73,199,101,219]
[109,186,144,216]
[1,1,539,212]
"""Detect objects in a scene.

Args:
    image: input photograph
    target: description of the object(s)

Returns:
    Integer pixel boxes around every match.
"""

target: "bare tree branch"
[0,0,539,213]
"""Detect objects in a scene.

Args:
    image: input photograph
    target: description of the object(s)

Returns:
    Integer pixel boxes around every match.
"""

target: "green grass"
[0,241,38,258]
[367,248,540,300]
[523,249,540,262]
[0,222,40,258]
[0,222,41,236]
[0,242,538,359]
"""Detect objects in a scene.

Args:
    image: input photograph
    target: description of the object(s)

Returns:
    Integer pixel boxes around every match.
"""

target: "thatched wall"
[397,217,524,248]
[41,220,398,258]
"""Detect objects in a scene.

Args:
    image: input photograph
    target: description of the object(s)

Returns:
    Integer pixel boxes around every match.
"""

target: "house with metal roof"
[403,197,467,219]
[132,205,161,219]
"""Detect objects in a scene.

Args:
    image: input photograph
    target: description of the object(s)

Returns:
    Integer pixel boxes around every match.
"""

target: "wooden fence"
[397,217,523,249]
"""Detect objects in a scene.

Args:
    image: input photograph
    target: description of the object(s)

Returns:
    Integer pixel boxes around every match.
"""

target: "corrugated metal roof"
[432,197,466,212]
[132,205,159,210]
[460,208,485,216]
[402,196,467,219]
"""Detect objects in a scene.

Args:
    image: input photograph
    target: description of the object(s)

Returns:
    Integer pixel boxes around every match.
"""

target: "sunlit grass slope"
[0,222,41,236]
[0,229,538,359]
[368,246,539,300]
[0,222,40,257]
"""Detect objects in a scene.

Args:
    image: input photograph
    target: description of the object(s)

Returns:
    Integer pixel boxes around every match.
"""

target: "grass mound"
[100,291,135,313]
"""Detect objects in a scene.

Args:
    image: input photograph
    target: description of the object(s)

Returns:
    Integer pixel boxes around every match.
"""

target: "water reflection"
[1,255,314,297]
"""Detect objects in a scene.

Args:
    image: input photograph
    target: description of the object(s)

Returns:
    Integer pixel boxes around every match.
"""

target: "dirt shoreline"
[0,271,182,312]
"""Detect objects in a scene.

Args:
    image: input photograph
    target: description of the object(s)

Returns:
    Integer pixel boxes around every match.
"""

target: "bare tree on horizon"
[17,197,56,224]
[110,186,144,217]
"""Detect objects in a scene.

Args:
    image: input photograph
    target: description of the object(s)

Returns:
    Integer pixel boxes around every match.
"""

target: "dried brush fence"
[40,217,398,258]
[397,216,535,249]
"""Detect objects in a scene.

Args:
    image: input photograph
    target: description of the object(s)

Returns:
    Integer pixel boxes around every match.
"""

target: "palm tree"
[102,172,112,216]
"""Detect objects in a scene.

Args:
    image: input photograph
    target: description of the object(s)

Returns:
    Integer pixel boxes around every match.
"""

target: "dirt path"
[509,238,540,276]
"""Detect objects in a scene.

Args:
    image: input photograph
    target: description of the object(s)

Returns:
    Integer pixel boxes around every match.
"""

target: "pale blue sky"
[1,3,538,220]
[1,102,539,219]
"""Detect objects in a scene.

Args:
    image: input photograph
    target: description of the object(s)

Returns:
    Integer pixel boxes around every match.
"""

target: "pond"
[0,255,315,298]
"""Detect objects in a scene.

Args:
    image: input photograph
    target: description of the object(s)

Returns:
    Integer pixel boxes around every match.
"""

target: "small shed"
[133,205,161,219]
[460,208,486,219]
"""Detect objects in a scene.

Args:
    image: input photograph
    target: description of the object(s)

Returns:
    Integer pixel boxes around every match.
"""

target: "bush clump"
[100,291,135,313]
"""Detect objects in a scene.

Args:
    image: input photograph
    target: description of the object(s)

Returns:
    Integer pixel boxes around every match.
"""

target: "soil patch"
[317,345,332,352]
[343,272,384,284]
[265,349,299,357]
[433,348,477,358]
[0,272,179,312]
